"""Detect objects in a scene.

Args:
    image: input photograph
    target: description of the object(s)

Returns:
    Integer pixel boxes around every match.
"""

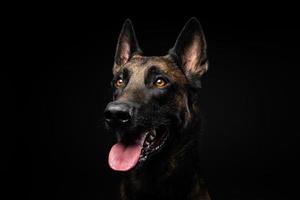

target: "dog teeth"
[143,140,150,147]
[149,134,155,141]
[142,130,157,148]
[151,131,156,137]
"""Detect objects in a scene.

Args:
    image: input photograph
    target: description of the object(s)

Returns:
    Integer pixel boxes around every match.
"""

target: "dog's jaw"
[108,127,169,171]
[139,127,169,163]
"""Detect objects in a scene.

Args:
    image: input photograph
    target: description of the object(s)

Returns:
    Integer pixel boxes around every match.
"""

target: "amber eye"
[115,78,125,88]
[154,77,167,88]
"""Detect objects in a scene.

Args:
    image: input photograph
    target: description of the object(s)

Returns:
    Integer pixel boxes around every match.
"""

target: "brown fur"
[105,18,210,200]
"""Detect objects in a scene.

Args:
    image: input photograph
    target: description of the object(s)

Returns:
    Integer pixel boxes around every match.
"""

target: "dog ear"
[114,19,142,71]
[169,17,208,87]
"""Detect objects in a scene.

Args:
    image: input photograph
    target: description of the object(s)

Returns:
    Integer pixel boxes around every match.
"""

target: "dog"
[104,17,210,200]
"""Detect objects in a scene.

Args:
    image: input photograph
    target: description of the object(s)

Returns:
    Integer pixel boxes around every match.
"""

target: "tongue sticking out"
[108,142,142,171]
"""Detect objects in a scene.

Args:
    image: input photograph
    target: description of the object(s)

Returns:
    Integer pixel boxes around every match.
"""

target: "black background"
[9,6,299,200]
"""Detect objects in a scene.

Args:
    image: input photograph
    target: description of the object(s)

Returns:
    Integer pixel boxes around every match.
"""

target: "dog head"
[104,18,208,171]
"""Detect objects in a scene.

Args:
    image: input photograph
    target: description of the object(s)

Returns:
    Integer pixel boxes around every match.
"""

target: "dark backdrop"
[10,7,299,200]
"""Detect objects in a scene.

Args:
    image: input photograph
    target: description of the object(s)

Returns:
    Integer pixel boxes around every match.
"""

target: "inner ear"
[169,17,208,78]
[114,19,142,68]
[183,34,203,72]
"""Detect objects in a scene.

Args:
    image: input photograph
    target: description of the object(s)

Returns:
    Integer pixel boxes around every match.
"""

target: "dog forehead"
[126,56,169,69]
[123,55,186,81]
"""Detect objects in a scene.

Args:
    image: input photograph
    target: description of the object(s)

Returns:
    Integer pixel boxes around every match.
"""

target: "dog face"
[104,18,208,171]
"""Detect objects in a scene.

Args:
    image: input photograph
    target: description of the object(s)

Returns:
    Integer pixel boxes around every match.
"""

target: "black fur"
[105,18,210,200]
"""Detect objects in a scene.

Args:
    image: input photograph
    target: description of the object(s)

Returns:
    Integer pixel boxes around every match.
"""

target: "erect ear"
[114,19,142,70]
[169,17,208,87]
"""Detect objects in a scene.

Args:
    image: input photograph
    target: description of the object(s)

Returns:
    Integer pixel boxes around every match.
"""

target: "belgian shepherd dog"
[104,17,210,200]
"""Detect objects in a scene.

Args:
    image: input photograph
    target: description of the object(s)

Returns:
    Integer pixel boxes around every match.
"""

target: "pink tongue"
[108,142,142,171]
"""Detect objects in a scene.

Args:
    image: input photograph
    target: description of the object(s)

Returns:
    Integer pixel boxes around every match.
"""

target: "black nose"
[104,102,132,125]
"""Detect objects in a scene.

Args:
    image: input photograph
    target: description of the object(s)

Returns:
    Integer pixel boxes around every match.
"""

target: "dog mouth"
[108,126,169,171]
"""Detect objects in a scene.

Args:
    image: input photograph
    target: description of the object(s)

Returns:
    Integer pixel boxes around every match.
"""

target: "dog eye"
[114,78,125,88]
[154,77,167,88]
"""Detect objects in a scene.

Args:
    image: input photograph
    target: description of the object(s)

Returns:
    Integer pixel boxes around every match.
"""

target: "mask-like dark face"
[104,18,208,171]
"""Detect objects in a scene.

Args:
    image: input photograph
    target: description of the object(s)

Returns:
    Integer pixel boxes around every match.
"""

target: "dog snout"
[104,102,132,126]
